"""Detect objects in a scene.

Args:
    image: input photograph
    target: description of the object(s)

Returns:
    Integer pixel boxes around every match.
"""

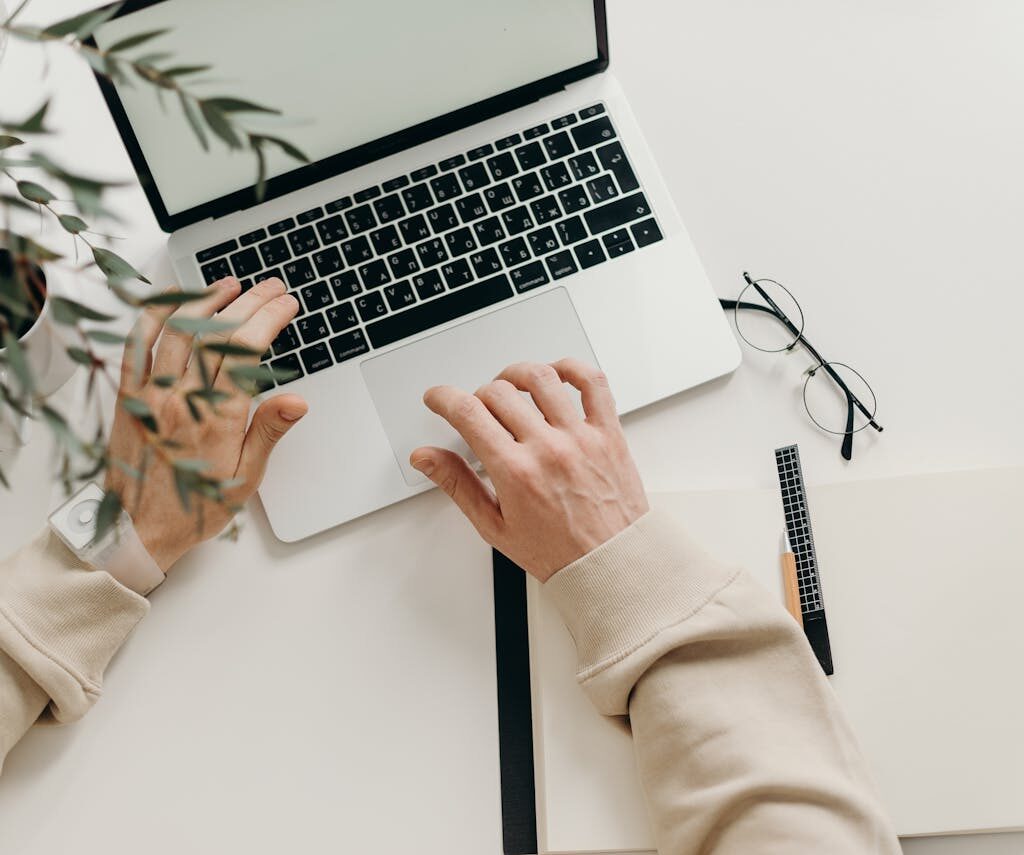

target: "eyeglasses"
[720,272,883,461]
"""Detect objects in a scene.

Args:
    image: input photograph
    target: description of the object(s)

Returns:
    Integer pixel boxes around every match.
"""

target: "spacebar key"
[585,192,652,235]
[366,274,514,348]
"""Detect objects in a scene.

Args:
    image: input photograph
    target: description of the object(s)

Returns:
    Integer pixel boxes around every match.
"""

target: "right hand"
[410,360,649,582]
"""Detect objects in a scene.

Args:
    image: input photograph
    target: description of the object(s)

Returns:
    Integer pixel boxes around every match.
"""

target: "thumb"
[411,447,502,539]
[237,394,308,491]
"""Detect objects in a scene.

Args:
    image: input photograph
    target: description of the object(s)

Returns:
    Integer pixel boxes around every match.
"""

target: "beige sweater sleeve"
[0,531,148,773]
[545,511,901,855]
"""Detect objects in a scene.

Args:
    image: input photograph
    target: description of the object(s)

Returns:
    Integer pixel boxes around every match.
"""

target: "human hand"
[410,360,649,582]
[104,277,308,571]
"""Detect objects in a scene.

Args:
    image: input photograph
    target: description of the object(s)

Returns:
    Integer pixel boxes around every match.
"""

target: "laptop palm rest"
[361,288,598,486]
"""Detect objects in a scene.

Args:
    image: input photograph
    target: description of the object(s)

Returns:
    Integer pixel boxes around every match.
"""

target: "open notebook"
[527,467,1024,853]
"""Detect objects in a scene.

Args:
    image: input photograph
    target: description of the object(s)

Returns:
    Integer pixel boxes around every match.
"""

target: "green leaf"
[51,297,117,324]
[199,341,260,357]
[43,5,121,39]
[0,464,9,490]
[200,102,241,149]
[140,290,208,306]
[40,405,82,454]
[178,92,209,151]
[152,375,177,388]
[163,64,211,78]
[107,28,169,53]
[0,229,62,262]
[66,347,95,366]
[251,134,310,164]
[0,194,38,213]
[172,458,211,473]
[0,135,24,150]
[253,142,267,202]
[173,467,194,511]
[92,246,150,284]
[91,489,123,544]
[228,363,286,393]
[165,316,236,335]
[112,458,142,480]
[57,214,89,234]
[1,330,33,394]
[121,396,158,432]
[3,102,49,134]
[16,180,56,204]
[85,329,127,345]
[189,388,230,406]
[204,97,279,115]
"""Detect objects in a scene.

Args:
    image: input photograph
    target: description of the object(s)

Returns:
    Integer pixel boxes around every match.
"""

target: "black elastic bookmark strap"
[493,549,539,855]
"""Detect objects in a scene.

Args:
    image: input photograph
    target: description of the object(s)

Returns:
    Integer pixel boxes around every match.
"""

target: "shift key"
[584,193,651,236]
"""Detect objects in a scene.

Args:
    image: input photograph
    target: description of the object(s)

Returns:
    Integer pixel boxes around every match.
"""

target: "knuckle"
[452,395,481,422]
[528,364,558,386]
[589,369,611,389]
[438,471,459,498]
[258,418,288,446]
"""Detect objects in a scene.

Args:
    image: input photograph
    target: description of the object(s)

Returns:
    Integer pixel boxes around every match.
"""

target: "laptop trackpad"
[361,288,598,486]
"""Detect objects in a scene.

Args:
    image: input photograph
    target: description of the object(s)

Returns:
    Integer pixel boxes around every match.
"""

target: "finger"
[188,277,287,386]
[235,394,309,491]
[496,362,579,428]
[215,292,301,392]
[120,287,181,392]
[423,385,515,466]
[151,278,241,382]
[475,379,547,441]
[551,358,618,427]
[410,447,502,539]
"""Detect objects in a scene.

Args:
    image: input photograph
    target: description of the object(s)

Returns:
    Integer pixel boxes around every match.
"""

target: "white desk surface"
[1,1,1022,853]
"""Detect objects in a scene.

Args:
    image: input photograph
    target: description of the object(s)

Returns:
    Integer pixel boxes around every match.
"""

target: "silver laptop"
[93,0,740,542]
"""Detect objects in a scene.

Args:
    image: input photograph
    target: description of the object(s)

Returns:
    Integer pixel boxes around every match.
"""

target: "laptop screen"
[93,0,601,224]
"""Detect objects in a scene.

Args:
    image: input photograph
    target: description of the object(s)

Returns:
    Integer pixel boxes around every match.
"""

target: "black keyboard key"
[530,196,562,225]
[602,229,632,249]
[297,206,324,225]
[510,261,549,294]
[597,142,640,193]
[271,353,302,384]
[487,152,518,181]
[500,237,531,267]
[411,165,439,182]
[240,278,254,293]
[284,257,316,288]
[569,151,601,181]
[272,323,300,356]
[331,271,362,299]
[229,247,262,278]
[546,251,579,280]
[512,173,544,202]
[456,193,488,223]
[588,175,619,203]
[459,163,490,192]
[541,162,573,192]
[356,291,388,322]
[484,183,517,213]
[255,268,282,285]
[402,184,433,213]
[544,132,574,160]
[528,226,559,257]
[523,123,548,140]
[572,116,617,150]
[473,216,506,247]
[383,280,417,311]
[300,342,333,374]
[416,238,449,267]
[387,248,420,278]
[288,226,320,255]
[515,142,546,171]
[359,259,392,290]
[374,194,405,224]
[313,246,344,277]
[298,312,330,344]
[371,225,402,256]
[440,154,466,171]
[552,113,578,129]
[557,216,588,246]
[345,204,377,235]
[239,229,266,247]
[400,214,432,245]
[584,193,652,235]
[325,197,353,214]
[382,176,410,192]
[428,203,459,234]
[502,206,534,236]
[470,248,502,278]
[574,239,607,270]
[366,274,513,349]
[413,269,446,301]
[580,104,606,119]
[316,215,348,244]
[431,173,463,202]
[330,329,370,364]
[441,258,474,289]
[341,236,373,266]
[445,227,477,258]
[559,185,591,214]
[259,236,291,267]
[300,280,333,313]
[354,186,381,203]
[327,301,359,333]
[197,239,237,264]
[268,218,294,236]
[631,218,664,248]
[496,133,522,150]
[468,144,494,161]
[605,236,635,258]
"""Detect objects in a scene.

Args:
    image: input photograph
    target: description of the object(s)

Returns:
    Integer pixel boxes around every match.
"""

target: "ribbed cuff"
[544,510,739,680]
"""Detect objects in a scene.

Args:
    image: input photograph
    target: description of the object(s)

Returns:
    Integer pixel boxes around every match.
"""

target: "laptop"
[92,0,741,542]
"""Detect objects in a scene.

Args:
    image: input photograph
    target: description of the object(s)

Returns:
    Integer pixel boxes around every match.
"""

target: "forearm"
[546,511,900,854]
[0,531,148,773]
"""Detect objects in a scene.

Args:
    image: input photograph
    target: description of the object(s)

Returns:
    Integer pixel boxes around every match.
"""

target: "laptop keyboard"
[194,103,664,389]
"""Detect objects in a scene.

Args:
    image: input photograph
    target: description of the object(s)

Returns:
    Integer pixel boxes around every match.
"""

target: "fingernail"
[411,457,434,476]
[277,294,300,309]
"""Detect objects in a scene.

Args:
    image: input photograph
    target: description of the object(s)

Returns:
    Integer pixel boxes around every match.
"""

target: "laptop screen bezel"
[88,0,610,233]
